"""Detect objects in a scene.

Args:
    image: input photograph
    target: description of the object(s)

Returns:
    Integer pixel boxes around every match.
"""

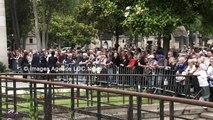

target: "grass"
[2,89,159,119]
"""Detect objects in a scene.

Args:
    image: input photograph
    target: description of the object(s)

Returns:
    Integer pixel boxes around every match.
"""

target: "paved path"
[1,75,75,94]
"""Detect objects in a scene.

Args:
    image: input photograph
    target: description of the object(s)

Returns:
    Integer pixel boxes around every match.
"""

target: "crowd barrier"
[9,62,201,98]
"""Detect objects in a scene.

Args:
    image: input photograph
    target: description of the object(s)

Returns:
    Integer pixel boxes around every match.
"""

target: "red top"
[128,59,137,69]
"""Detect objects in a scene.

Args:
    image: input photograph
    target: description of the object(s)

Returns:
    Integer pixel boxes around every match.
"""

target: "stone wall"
[0,0,8,66]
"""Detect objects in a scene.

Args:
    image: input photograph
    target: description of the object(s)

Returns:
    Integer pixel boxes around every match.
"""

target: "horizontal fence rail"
[1,72,198,98]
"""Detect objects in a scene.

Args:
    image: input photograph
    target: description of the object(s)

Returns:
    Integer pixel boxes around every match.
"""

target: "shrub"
[0,62,6,72]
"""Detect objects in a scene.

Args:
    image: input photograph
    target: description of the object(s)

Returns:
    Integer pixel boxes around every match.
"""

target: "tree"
[48,14,96,48]
[5,0,33,49]
[39,0,85,49]
[123,0,201,54]
[77,0,126,49]
[33,0,41,50]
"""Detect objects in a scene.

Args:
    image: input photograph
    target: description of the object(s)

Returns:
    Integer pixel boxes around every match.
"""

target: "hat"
[157,54,165,59]
[148,55,154,59]
[83,53,88,56]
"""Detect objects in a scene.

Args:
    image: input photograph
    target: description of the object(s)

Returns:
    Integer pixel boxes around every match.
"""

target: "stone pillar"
[0,0,8,66]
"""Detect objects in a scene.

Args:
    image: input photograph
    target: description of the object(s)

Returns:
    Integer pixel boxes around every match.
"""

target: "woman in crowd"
[193,64,210,101]
[20,52,30,78]
[207,57,213,102]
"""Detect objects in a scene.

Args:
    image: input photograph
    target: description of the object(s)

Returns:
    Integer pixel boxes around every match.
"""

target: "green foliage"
[49,14,96,46]
[122,0,194,36]
[77,0,125,34]
[77,0,213,39]
[0,62,6,73]
[5,0,33,47]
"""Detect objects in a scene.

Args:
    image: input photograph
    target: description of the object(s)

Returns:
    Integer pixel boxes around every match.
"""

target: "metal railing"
[0,73,211,120]
[1,72,195,98]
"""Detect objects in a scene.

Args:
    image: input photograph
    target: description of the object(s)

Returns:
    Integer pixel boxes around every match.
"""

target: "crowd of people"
[7,46,213,102]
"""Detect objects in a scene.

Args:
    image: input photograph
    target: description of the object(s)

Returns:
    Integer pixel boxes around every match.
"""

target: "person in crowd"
[207,57,213,102]
[204,50,213,67]
[175,57,187,74]
[112,52,121,67]
[9,45,213,100]
[40,51,48,79]
[134,48,142,60]
[193,64,210,101]
[31,50,40,74]
[127,52,137,69]
[166,57,177,71]
[119,53,129,75]
[167,51,174,59]
[106,53,115,84]
[146,54,157,71]
[184,59,196,75]
[120,53,129,67]
[48,51,58,73]
[137,53,147,71]
[156,54,167,69]
[20,52,30,78]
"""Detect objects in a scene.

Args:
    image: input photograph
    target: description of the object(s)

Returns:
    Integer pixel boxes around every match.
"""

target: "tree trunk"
[157,34,161,48]
[33,0,41,50]
[163,34,170,56]
[41,0,47,50]
[45,32,49,49]
[134,35,138,48]
[115,27,119,50]
[45,6,53,49]
[10,0,19,50]
[13,0,20,48]
[22,36,27,49]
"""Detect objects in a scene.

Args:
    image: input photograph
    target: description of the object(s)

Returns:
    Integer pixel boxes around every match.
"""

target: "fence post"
[29,82,33,119]
[169,101,174,120]
[13,80,17,112]
[137,96,142,120]
[34,83,38,119]
[48,82,52,120]
[0,78,2,120]
[160,100,164,120]
[127,96,133,120]
[76,75,79,107]
[86,76,89,106]
[5,77,8,110]
[71,87,75,119]
[90,75,93,106]
[44,83,48,120]
[97,91,101,120]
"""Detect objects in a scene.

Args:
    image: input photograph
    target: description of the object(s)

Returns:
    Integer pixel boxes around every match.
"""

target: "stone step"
[75,105,205,119]
[207,107,213,112]
[143,115,199,120]
[200,112,213,119]
[70,103,213,120]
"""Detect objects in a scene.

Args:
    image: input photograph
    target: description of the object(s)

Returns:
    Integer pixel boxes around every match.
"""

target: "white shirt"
[204,57,210,67]
[194,70,209,87]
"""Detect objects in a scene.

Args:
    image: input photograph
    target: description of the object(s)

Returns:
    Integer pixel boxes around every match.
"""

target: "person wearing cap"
[79,53,89,66]
[146,54,157,70]
[156,54,167,68]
